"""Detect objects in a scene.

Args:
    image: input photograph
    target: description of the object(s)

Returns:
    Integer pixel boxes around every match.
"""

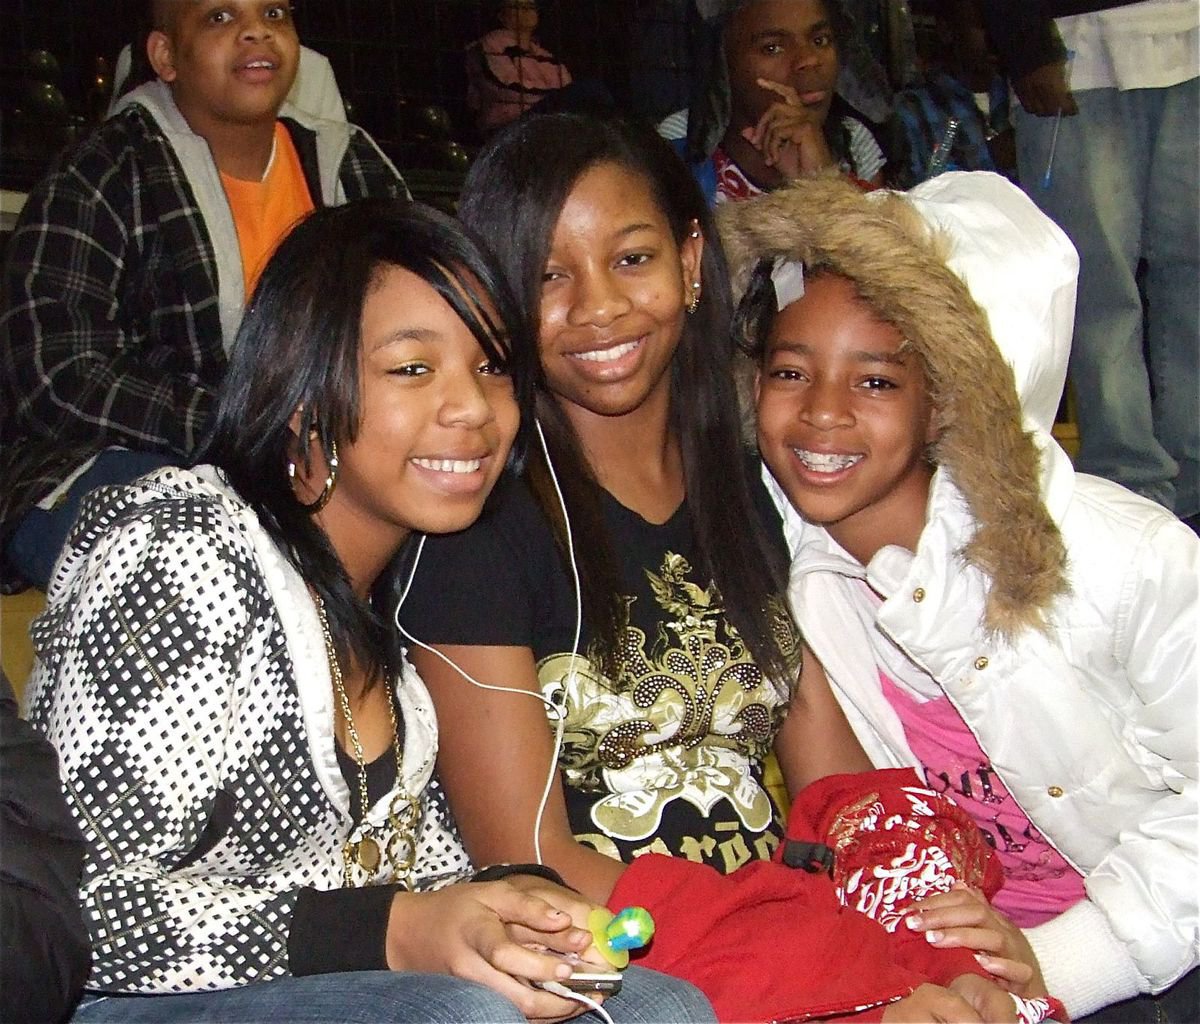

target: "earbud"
[394,417,583,868]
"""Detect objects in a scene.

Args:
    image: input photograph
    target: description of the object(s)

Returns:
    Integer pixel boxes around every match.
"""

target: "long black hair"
[458,112,794,688]
[199,199,535,688]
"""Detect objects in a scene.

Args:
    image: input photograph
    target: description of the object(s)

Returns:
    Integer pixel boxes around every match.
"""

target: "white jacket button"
[1047,785,1064,798]
[913,587,926,602]
[974,656,989,670]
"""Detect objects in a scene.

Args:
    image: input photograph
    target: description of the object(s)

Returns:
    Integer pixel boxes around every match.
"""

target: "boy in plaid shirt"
[0,0,404,592]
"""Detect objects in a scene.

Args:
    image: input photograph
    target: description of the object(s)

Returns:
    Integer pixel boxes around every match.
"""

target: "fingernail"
[924,929,942,944]
[905,914,923,930]
[974,953,992,966]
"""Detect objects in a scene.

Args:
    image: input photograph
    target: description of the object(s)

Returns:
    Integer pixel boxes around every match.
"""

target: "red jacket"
[608,769,1065,1022]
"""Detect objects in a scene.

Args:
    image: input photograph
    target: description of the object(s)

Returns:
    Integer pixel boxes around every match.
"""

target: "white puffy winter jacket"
[771,440,1198,1017]
[766,172,1198,1017]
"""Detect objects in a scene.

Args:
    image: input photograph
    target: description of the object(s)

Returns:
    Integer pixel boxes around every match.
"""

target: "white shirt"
[1057,0,1199,91]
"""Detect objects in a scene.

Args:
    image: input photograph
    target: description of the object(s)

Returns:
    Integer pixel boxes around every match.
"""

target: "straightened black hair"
[458,112,795,690]
[198,198,535,688]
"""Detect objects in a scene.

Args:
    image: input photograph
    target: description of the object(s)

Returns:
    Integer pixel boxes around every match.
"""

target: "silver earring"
[294,439,339,512]
[686,280,701,315]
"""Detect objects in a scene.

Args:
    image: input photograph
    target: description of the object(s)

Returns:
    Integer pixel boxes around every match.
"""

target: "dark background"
[0,0,694,191]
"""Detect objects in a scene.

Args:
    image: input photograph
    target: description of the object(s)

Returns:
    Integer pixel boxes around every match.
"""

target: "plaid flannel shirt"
[0,96,404,590]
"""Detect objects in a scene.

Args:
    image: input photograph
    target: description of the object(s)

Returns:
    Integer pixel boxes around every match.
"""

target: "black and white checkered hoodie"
[26,466,470,993]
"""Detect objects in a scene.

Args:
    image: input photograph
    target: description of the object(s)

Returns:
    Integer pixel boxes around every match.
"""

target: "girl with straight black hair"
[26,197,712,1024]
[460,111,795,686]
[203,196,536,693]
[399,112,806,892]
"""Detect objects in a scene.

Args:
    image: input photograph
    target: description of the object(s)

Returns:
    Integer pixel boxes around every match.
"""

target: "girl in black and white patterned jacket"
[25,198,712,1024]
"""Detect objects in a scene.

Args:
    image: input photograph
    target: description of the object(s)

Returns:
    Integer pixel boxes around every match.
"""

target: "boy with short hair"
[658,0,885,204]
[0,0,405,592]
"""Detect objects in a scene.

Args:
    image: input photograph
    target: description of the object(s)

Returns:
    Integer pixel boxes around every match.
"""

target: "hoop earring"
[685,280,701,315]
[289,439,339,512]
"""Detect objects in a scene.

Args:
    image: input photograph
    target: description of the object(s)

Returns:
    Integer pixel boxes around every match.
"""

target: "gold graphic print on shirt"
[538,551,797,843]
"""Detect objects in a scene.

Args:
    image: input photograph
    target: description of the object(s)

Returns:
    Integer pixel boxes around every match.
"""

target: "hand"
[740,78,836,178]
[949,974,1021,1023]
[882,981,985,1022]
[1013,63,1077,117]
[501,873,612,969]
[906,884,1047,998]
[385,881,599,1022]
[881,976,1020,1023]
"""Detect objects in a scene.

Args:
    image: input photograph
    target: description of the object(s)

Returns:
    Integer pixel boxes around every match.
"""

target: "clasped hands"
[883,883,1053,1024]
[386,874,611,1023]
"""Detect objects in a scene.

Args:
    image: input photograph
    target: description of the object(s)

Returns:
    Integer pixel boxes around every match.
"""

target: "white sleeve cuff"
[1024,900,1146,1018]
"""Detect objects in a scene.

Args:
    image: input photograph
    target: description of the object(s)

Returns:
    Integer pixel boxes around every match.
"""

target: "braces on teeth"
[795,450,861,471]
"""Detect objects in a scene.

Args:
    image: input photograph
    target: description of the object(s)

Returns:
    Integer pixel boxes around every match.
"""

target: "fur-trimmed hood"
[717,171,1077,636]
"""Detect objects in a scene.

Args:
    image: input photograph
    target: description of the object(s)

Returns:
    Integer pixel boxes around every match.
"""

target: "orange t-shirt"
[220,121,316,301]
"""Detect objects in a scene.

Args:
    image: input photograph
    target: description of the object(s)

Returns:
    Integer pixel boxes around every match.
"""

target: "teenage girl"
[25,199,711,1024]
[723,170,1198,1023]
[397,114,1051,1024]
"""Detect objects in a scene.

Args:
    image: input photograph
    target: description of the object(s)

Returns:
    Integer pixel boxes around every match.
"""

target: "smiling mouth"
[793,449,863,473]
[237,58,280,74]
[572,339,642,363]
[411,457,483,474]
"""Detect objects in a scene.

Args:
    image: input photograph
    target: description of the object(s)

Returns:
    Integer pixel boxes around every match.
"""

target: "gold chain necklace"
[314,595,421,888]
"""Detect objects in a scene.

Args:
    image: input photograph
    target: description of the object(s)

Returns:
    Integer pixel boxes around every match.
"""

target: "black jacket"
[0,671,90,1022]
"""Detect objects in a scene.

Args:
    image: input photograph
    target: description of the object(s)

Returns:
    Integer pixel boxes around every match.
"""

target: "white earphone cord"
[393,419,583,868]
[538,983,617,1023]
[395,424,614,1020]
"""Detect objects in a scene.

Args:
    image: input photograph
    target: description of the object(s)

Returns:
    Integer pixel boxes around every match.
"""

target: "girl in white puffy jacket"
[719,171,1198,1023]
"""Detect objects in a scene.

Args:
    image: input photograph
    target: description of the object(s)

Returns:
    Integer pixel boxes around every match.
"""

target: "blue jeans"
[5,450,179,590]
[70,967,716,1023]
[1015,77,1199,518]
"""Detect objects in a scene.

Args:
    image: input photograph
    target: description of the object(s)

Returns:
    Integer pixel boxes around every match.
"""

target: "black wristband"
[470,862,571,889]
[288,883,401,975]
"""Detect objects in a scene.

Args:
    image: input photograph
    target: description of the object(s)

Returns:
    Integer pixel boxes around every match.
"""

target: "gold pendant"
[387,792,420,834]
[354,836,381,872]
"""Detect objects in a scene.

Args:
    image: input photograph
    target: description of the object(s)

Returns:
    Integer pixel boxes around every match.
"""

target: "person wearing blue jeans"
[4,450,178,590]
[69,969,712,1023]
[983,1,1199,527]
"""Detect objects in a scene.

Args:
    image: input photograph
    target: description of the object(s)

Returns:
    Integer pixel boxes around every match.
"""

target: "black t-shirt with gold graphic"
[398,463,799,874]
